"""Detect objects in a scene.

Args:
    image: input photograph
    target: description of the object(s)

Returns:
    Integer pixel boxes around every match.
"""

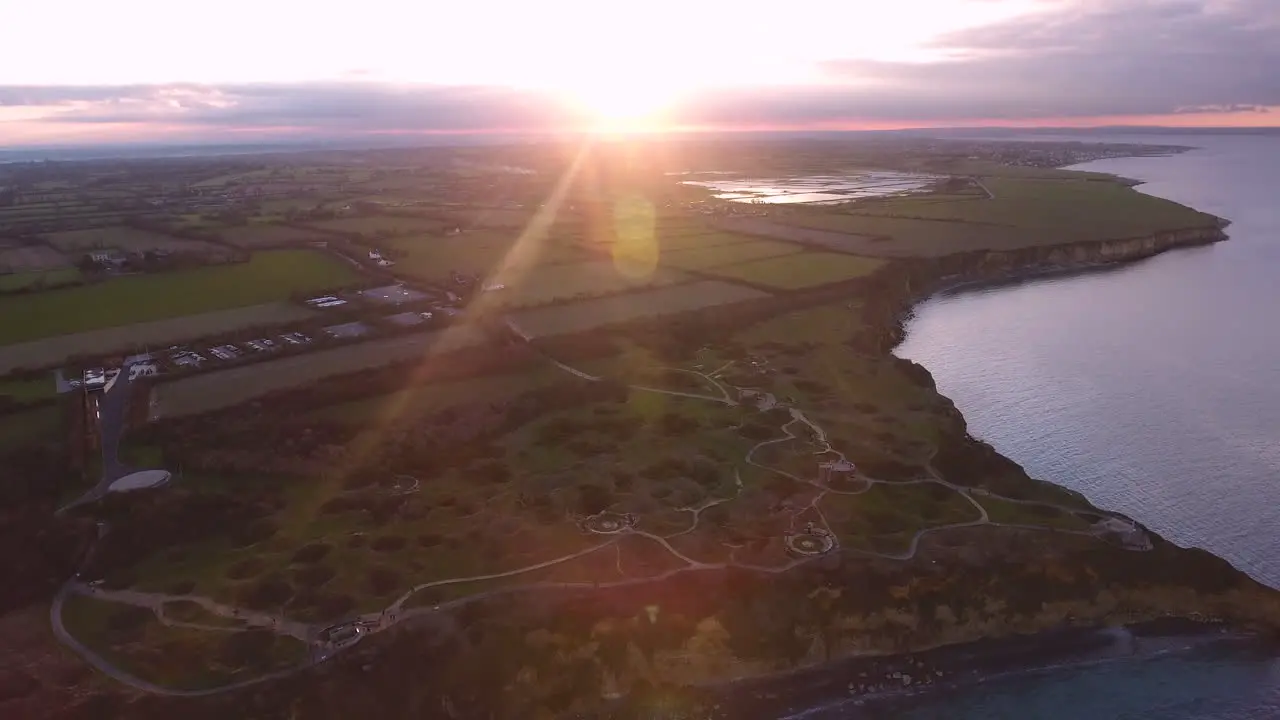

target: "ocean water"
[895,645,1280,720]
[885,135,1280,718]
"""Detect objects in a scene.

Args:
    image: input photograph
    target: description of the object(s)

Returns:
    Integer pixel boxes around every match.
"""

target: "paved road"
[58,366,137,512]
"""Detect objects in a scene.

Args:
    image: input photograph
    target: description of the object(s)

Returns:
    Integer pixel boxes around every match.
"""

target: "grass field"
[0,245,71,272]
[721,176,1220,257]
[46,226,221,255]
[0,375,55,400]
[487,259,690,308]
[596,227,768,252]
[0,250,357,346]
[219,224,328,248]
[0,267,82,291]
[653,239,803,270]
[977,495,1094,531]
[310,366,564,426]
[704,252,885,289]
[0,405,61,453]
[61,593,305,690]
[388,232,587,282]
[509,280,769,337]
[0,302,315,374]
[304,216,448,237]
[152,326,487,417]
[848,177,1213,234]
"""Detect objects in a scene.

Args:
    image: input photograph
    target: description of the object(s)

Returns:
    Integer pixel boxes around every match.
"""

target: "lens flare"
[611,195,657,280]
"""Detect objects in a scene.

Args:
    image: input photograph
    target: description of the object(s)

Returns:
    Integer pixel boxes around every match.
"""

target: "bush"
[371,535,406,552]
[240,575,293,610]
[167,580,196,595]
[226,557,264,581]
[230,520,277,549]
[577,484,616,515]
[367,565,402,596]
[293,563,335,588]
[472,459,510,484]
[218,629,275,668]
[291,543,332,564]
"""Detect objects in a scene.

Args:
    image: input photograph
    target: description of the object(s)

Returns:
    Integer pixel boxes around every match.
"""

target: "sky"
[1,0,1278,146]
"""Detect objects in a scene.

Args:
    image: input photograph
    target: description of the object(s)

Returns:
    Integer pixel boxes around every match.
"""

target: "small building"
[818,459,856,484]
[87,249,126,267]
[82,367,107,391]
[128,362,160,380]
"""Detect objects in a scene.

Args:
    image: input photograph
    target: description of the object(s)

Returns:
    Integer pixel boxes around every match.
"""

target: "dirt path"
[50,338,1147,695]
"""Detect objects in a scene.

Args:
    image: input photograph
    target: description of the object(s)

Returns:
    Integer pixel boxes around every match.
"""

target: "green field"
[849,177,1212,232]
[61,593,305,690]
[509,280,769,337]
[219,224,328,248]
[310,367,564,426]
[487,259,690,308]
[0,250,358,345]
[600,227,768,252]
[153,326,487,418]
[977,494,1094,531]
[761,176,1220,257]
[704,252,885,289]
[0,375,55,401]
[46,226,215,253]
[0,405,61,453]
[389,232,587,282]
[0,267,82,291]
[304,215,448,237]
[654,239,803,270]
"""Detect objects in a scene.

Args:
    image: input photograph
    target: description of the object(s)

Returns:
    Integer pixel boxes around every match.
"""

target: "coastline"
[45,216,1280,717]
[693,221,1258,716]
[705,618,1268,719]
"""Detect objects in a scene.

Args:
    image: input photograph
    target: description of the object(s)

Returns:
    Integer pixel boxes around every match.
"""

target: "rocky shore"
[705,618,1268,719]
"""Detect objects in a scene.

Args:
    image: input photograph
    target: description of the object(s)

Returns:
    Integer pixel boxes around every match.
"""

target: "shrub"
[293,563,336,588]
[371,535,406,552]
[291,543,332,564]
[367,565,402,596]
[226,558,264,581]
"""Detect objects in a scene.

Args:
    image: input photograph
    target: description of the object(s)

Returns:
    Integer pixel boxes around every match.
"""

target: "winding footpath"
[50,338,1148,696]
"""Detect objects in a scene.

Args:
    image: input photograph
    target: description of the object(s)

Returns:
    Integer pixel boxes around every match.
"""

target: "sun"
[559,70,684,132]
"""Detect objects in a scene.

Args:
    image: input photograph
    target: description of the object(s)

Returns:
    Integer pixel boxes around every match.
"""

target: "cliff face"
[863,226,1228,354]
[954,226,1227,278]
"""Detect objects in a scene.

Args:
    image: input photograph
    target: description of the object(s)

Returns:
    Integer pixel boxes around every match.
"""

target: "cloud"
[813,0,1280,121]
[0,83,585,136]
[1175,104,1270,114]
[2,0,1278,142]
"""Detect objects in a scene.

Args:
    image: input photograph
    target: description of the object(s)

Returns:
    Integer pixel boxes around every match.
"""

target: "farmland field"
[0,302,316,374]
[486,259,689,308]
[509,280,769,337]
[0,245,70,272]
[218,224,329,248]
[46,226,223,255]
[310,366,564,426]
[0,250,357,347]
[654,239,803,270]
[388,232,586,282]
[847,177,1213,234]
[303,215,447,237]
[721,176,1219,257]
[704,252,885,289]
[0,267,82,291]
[152,326,487,417]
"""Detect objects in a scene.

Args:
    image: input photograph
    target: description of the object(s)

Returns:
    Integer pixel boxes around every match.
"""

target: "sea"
[878,135,1280,718]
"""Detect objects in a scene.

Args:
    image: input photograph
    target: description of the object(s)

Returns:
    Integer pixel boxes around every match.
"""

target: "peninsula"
[0,137,1272,719]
